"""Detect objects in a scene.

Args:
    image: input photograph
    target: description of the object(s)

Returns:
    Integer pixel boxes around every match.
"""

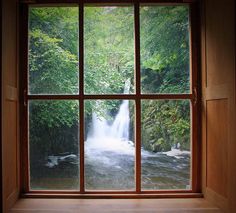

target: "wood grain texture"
[5,85,18,101]
[206,100,228,198]
[2,0,20,212]
[1,0,235,212]
[201,0,235,212]
[3,101,18,198]
[10,198,221,213]
[205,188,228,212]
[205,0,235,87]
[2,0,18,87]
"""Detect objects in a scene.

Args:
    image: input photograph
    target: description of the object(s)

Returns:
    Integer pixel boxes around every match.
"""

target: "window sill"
[10,197,222,213]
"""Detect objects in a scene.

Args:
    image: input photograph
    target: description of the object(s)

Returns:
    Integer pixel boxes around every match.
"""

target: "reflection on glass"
[28,7,79,94]
[140,6,190,94]
[85,99,135,190]
[141,100,191,190]
[29,100,80,190]
[84,7,134,94]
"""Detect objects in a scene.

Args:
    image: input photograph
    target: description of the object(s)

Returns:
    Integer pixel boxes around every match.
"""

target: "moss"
[151,138,171,152]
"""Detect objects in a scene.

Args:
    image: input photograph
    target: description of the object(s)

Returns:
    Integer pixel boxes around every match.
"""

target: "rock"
[151,138,171,152]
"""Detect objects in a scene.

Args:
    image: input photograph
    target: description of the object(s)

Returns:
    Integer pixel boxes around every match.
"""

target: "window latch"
[24,89,27,107]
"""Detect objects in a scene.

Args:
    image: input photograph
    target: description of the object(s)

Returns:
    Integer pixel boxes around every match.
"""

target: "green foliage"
[28,6,191,155]
[141,100,190,152]
[140,6,191,151]
[29,7,79,54]
[84,7,134,94]
[29,7,80,158]
[29,7,80,131]
[151,138,171,153]
[29,29,78,94]
[30,100,79,128]
[140,6,190,94]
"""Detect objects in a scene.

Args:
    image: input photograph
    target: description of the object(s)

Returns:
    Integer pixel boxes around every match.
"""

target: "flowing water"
[84,85,190,190]
[31,80,190,190]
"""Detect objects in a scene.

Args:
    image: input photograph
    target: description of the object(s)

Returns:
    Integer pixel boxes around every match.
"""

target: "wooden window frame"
[19,0,201,198]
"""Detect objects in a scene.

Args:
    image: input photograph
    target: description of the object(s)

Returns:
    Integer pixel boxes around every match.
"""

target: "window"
[21,0,199,196]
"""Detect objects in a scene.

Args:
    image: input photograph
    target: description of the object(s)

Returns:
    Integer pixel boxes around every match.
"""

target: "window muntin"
[24,2,197,194]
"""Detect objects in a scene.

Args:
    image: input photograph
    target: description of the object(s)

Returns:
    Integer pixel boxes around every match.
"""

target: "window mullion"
[79,3,85,193]
[134,3,141,193]
[22,3,30,193]
[189,2,200,192]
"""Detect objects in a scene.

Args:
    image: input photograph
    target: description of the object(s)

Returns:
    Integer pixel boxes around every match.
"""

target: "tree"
[140,6,191,151]
[84,7,134,94]
[28,5,191,157]
[140,6,190,94]
[29,7,80,161]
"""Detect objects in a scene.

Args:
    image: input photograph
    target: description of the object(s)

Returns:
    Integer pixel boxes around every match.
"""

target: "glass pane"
[29,100,80,190]
[140,6,190,94]
[141,100,191,190]
[84,7,134,94]
[85,99,135,190]
[28,7,79,94]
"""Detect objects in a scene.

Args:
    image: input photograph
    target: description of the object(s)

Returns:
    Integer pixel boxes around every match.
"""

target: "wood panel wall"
[1,0,20,212]
[201,0,236,212]
[1,0,236,212]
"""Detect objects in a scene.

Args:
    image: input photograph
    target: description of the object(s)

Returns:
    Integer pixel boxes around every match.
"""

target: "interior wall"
[201,0,236,212]
[1,0,19,212]
[1,0,236,212]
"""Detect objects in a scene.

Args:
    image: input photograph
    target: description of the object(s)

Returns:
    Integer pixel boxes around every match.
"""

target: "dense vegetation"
[29,6,191,164]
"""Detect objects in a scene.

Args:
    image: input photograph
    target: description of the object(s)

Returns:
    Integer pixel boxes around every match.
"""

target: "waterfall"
[85,79,134,155]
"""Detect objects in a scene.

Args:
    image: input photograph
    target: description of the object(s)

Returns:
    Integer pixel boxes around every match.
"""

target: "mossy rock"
[151,138,171,152]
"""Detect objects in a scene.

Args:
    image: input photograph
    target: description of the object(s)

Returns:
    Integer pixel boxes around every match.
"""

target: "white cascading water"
[85,79,134,156]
